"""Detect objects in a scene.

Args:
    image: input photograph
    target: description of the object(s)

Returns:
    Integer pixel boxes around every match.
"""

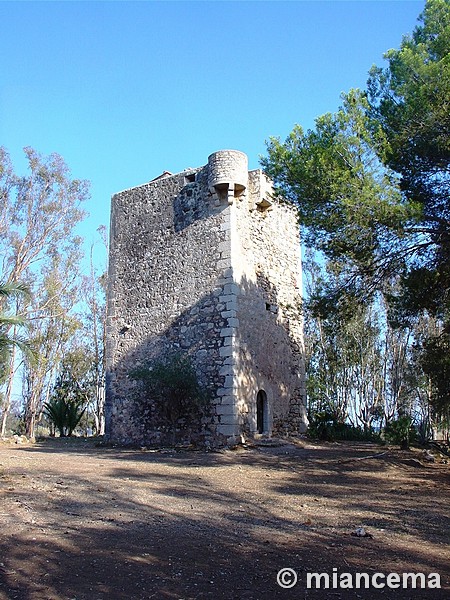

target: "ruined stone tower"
[105,150,308,446]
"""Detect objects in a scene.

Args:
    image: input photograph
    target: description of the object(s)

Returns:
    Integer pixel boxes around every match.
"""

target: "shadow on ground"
[0,438,448,599]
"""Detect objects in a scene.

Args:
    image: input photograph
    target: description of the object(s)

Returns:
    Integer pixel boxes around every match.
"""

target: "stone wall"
[105,150,307,446]
[219,168,307,440]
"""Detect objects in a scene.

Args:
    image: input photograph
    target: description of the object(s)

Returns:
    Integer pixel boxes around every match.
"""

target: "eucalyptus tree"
[0,147,89,437]
[0,282,32,436]
[22,248,83,438]
[80,226,107,435]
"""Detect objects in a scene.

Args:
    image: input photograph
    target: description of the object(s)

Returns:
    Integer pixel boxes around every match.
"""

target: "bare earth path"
[0,438,448,600]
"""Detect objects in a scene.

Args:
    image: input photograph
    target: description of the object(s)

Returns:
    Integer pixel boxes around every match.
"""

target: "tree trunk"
[0,343,16,437]
[25,386,41,440]
[96,384,105,435]
[26,410,36,440]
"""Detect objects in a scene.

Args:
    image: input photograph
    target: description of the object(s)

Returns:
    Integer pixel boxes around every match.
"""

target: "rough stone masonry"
[105,149,308,446]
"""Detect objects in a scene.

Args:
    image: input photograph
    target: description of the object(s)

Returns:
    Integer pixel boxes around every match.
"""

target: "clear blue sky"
[1,0,425,258]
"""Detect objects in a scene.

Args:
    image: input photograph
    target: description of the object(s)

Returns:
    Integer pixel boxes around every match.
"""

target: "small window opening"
[266,303,278,314]
[256,197,273,212]
[185,173,196,183]
[234,183,245,198]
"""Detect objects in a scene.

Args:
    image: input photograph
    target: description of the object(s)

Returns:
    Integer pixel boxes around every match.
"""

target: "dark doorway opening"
[256,390,267,434]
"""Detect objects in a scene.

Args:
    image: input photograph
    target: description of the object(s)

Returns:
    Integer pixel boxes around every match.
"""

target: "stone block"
[218,294,235,304]
[216,404,239,416]
[223,375,234,388]
[219,414,239,425]
[217,394,234,405]
[221,310,237,319]
[219,345,233,358]
[219,364,234,376]
[216,278,233,288]
[217,259,231,270]
[227,317,239,328]
[218,241,230,253]
[217,424,239,437]
[220,327,234,337]
[217,387,232,396]
[222,357,236,366]
[223,283,240,296]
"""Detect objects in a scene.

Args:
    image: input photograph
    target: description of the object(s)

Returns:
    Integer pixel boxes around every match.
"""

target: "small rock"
[422,450,435,463]
[351,527,373,539]
[14,435,27,444]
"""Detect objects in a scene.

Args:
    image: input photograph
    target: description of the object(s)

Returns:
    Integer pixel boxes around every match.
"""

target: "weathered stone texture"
[232,170,307,438]
[105,150,308,446]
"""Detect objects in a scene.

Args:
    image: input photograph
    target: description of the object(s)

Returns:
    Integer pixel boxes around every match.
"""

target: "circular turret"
[207,150,248,198]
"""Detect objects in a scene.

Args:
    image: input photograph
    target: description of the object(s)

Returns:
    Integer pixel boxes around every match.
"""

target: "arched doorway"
[256,390,268,434]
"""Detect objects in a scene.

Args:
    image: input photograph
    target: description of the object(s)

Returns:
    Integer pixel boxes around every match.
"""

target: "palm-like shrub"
[44,369,86,437]
[0,282,32,371]
[44,396,85,437]
[384,416,417,450]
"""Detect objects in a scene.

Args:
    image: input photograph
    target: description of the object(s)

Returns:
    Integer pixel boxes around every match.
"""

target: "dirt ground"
[0,437,448,600]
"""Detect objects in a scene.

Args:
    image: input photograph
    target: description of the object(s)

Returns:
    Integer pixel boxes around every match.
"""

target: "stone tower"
[105,150,308,446]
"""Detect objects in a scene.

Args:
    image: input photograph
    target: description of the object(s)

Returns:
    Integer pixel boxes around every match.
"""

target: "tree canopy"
[0,147,108,439]
[262,90,417,298]
[368,0,450,323]
[262,0,450,420]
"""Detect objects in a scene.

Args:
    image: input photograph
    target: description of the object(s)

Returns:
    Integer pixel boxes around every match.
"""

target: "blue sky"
[1,0,425,260]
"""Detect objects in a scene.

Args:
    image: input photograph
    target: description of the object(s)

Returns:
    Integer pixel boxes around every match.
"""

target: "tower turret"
[207,150,248,204]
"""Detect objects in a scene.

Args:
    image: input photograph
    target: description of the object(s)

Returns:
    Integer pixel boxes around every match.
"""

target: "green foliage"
[0,146,90,439]
[368,0,450,215]
[262,89,415,298]
[384,416,417,449]
[367,1,450,408]
[303,252,392,431]
[263,0,450,423]
[308,411,381,442]
[307,411,337,441]
[0,282,33,376]
[44,396,85,437]
[131,353,209,443]
[416,417,433,446]
[420,332,450,417]
[44,365,87,436]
